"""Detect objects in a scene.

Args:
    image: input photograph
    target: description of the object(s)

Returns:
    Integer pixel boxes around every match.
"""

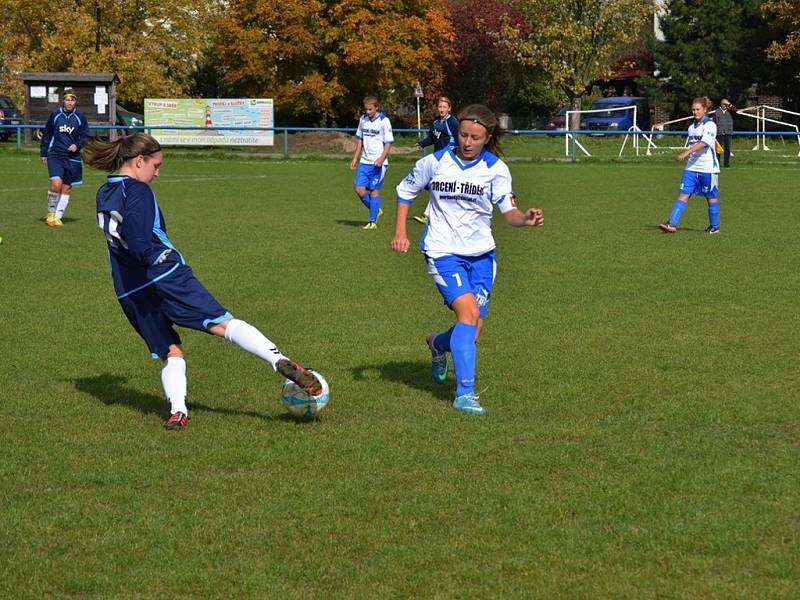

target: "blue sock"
[451,322,477,397]
[369,195,381,223]
[432,326,455,353]
[359,193,370,209]
[708,202,720,228]
[668,199,687,226]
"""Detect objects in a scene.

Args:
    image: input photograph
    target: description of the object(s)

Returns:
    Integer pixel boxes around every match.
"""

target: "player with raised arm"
[40,91,89,227]
[391,104,544,415]
[659,96,721,234]
[85,133,323,430]
[350,96,394,230]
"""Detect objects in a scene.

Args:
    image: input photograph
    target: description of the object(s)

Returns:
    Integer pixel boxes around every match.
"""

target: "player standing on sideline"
[84,133,323,430]
[714,98,736,168]
[391,104,544,415]
[350,96,393,230]
[412,96,460,225]
[659,96,721,234]
[40,91,89,227]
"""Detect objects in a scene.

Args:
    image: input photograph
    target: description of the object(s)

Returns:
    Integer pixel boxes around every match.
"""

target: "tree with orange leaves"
[763,0,800,59]
[212,0,454,124]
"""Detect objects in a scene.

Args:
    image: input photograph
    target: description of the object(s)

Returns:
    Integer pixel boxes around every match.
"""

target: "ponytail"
[85,133,162,172]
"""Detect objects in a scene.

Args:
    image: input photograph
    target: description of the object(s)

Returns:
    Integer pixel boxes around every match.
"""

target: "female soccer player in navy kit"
[391,105,544,415]
[659,96,721,234]
[412,96,460,224]
[85,134,323,430]
[40,91,89,227]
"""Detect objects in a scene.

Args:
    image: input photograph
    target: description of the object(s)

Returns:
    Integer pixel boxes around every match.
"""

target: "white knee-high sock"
[161,356,188,415]
[47,191,59,213]
[55,194,70,219]
[224,319,287,371]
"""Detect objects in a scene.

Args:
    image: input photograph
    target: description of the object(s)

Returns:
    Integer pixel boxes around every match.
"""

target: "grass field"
[0,147,798,598]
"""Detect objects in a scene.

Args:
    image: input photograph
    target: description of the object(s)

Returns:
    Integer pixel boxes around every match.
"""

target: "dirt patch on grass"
[286,131,417,155]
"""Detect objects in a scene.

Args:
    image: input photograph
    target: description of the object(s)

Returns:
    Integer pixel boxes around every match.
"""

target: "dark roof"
[609,68,650,80]
[21,72,119,84]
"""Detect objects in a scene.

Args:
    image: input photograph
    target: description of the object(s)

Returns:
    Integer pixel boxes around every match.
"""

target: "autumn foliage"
[762,0,800,59]
[212,0,454,123]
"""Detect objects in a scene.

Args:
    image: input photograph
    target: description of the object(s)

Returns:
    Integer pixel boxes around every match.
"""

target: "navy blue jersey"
[96,175,184,299]
[418,114,459,151]
[40,108,90,158]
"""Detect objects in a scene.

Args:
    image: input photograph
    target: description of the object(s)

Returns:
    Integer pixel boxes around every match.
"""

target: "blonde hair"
[457,104,504,155]
[84,133,162,172]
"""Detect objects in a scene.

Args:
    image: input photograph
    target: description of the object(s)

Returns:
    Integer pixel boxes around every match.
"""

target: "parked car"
[0,96,23,141]
[33,104,144,140]
[580,96,650,134]
[115,105,144,135]
[543,105,569,136]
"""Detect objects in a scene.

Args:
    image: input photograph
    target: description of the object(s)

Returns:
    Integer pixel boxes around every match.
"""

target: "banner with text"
[145,98,274,146]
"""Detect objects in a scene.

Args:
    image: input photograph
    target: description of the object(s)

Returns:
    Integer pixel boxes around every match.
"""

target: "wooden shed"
[20,72,119,141]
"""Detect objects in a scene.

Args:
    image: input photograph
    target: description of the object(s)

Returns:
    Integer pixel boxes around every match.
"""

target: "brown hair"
[692,96,713,112]
[457,104,504,155]
[84,133,162,172]
[437,96,453,108]
[363,95,380,108]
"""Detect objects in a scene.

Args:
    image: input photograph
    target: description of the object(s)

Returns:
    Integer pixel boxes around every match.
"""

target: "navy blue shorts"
[47,156,83,186]
[118,263,232,359]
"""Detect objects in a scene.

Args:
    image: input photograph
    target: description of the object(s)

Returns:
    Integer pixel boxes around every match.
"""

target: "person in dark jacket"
[413,97,459,224]
[714,98,736,168]
[40,91,90,227]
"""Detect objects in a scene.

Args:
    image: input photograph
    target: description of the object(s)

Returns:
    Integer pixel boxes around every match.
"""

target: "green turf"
[0,150,798,598]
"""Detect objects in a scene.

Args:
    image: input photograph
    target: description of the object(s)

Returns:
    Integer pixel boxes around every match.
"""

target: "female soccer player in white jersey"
[659,97,721,234]
[350,96,394,230]
[391,104,544,415]
[85,134,323,430]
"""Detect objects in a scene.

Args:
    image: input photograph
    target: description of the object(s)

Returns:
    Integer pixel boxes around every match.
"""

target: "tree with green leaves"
[502,0,654,127]
[0,0,217,108]
[640,0,791,117]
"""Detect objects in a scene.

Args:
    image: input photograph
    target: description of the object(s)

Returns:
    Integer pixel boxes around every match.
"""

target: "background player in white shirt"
[659,97,721,234]
[350,96,393,230]
[392,104,544,415]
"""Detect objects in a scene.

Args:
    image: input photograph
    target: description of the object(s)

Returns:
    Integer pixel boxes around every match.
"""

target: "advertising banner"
[145,98,274,146]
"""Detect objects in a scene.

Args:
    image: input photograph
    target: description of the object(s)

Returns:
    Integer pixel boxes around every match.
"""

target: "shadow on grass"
[38,216,78,224]
[73,372,303,424]
[646,223,707,233]
[336,219,369,228]
[351,360,452,404]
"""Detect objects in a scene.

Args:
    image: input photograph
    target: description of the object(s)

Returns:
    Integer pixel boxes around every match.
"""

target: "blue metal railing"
[2,123,798,160]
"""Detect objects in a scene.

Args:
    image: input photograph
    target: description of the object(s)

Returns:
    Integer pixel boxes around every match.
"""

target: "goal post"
[565,105,653,157]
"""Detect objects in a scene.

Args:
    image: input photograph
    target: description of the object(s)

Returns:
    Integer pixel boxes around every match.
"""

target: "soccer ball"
[281,370,330,418]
